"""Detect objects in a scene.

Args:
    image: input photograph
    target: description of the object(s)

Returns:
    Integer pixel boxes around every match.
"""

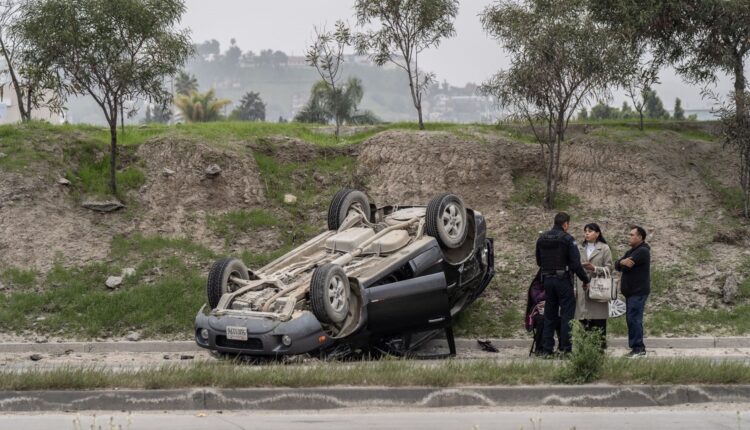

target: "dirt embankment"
[356,127,749,312]
[1,126,748,315]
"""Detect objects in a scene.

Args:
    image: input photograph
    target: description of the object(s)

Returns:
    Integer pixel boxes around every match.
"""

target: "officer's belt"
[541,270,569,278]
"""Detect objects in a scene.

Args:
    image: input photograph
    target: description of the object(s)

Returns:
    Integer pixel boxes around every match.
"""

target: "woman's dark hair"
[583,223,607,244]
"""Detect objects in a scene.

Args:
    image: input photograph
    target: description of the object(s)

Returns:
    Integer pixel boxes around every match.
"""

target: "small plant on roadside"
[554,320,606,384]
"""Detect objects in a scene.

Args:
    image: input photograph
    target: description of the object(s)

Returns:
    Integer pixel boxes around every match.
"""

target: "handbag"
[586,267,618,302]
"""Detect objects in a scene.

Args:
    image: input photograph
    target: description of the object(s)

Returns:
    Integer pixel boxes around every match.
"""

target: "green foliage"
[175,89,231,122]
[644,89,670,119]
[554,321,606,384]
[354,0,459,129]
[480,0,630,210]
[17,0,193,195]
[230,91,266,121]
[0,267,37,289]
[143,103,172,124]
[673,98,685,120]
[174,71,198,96]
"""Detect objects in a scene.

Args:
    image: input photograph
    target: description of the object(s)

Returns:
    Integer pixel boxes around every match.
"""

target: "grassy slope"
[0,119,748,340]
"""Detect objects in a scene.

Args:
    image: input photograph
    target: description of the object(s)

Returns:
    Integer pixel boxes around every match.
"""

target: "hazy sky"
[182,0,737,111]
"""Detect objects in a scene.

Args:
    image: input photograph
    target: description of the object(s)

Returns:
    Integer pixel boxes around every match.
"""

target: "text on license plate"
[226,326,248,341]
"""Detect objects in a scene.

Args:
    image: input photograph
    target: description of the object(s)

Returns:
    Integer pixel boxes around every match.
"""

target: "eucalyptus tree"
[590,0,750,217]
[305,20,353,137]
[480,0,630,209]
[0,0,62,121]
[17,0,192,195]
[354,0,459,130]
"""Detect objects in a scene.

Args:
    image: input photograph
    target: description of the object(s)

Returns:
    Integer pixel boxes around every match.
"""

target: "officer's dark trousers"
[542,276,575,353]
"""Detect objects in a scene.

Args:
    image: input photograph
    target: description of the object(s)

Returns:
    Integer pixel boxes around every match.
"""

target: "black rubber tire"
[425,193,468,249]
[310,264,351,324]
[206,258,249,309]
[327,189,371,230]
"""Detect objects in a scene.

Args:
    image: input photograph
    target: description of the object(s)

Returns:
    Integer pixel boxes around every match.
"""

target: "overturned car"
[194,190,494,357]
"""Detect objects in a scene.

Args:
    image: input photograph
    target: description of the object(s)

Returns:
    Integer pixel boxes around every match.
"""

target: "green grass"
[0,267,37,289]
[0,259,205,338]
[1,357,749,390]
[510,174,581,210]
[700,171,746,216]
[207,209,281,245]
[454,298,522,338]
[253,151,357,214]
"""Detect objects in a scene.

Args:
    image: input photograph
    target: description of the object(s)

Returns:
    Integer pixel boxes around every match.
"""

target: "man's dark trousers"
[542,275,575,353]
[626,294,648,352]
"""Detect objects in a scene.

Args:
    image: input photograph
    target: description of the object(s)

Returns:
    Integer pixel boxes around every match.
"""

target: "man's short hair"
[630,225,647,241]
[554,212,570,227]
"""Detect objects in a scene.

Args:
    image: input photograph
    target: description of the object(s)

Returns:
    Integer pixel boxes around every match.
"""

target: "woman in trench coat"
[574,223,613,348]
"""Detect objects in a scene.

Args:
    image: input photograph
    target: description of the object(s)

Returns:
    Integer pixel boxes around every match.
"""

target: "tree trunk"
[639,110,644,131]
[0,42,29,121]
[733,55,750,218]
[417,102,424,130]
[734,59,746,119]
[335,116,341,139]
[109,117,118,196]
[543,139,556,210]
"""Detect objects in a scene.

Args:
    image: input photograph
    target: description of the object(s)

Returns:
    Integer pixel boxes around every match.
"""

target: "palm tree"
[295,78,365,137]
[174,71,198,96]
[175,89,230,122]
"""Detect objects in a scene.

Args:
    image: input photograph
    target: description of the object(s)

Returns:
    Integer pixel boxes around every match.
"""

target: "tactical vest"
[537,230,569,271]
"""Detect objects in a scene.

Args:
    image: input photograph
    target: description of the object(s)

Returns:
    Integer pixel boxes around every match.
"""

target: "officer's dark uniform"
[535,225,590,354]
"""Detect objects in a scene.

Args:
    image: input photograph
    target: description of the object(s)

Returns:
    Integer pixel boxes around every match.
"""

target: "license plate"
[225,326,248,341]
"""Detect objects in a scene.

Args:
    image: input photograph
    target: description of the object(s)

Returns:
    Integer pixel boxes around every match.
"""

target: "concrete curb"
[1,385,749,411]
[2,337,750,354]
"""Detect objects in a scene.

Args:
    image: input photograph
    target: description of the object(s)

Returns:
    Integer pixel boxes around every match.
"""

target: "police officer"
[535,212,590,356]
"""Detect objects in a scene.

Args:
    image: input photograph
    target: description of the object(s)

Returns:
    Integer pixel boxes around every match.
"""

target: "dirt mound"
[0,169,121,273]
[134,137,266,238]
[356,130,537,211]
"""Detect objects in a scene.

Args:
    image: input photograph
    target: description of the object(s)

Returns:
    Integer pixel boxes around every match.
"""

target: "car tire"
[206,258,249,309]
[327,189,371,230]
[310,263,350,324]
[426,193,468,249]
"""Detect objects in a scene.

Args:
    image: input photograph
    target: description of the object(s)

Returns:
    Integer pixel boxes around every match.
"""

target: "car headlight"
[282,335,292,346]
[200,329,209,340]
[481,246,489,265]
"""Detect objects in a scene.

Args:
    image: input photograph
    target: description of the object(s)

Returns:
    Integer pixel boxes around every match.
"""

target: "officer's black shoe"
[538,351,555,359]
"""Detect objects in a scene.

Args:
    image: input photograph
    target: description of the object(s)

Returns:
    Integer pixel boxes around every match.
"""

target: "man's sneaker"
[625,350,647,358]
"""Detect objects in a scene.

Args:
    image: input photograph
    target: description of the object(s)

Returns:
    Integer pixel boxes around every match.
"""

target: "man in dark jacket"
[615,225,651,357]
[536,212,590,356]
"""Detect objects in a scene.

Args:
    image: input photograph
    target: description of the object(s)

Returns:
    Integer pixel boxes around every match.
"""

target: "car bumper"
[194,307,334,356]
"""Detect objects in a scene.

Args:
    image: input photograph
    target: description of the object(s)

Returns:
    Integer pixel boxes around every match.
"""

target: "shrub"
[554,320,606,383]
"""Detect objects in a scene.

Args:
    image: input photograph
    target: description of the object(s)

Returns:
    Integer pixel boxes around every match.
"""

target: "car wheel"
[206,258,249,309]
[310,264,350,324]
[327,189,371,230]
[426,193,468,249]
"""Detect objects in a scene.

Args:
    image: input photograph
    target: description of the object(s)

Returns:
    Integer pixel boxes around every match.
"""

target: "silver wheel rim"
[441,202,464,240]
[327,275,347,313]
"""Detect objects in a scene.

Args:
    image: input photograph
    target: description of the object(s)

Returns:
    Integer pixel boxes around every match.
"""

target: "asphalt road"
[2,406,749,430]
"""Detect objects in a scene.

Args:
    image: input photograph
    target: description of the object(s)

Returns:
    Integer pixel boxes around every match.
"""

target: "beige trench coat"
[574,241,613,320]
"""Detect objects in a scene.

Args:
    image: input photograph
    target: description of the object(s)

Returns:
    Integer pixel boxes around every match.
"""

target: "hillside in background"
[0,120,748,341]
[64,47,498,125]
